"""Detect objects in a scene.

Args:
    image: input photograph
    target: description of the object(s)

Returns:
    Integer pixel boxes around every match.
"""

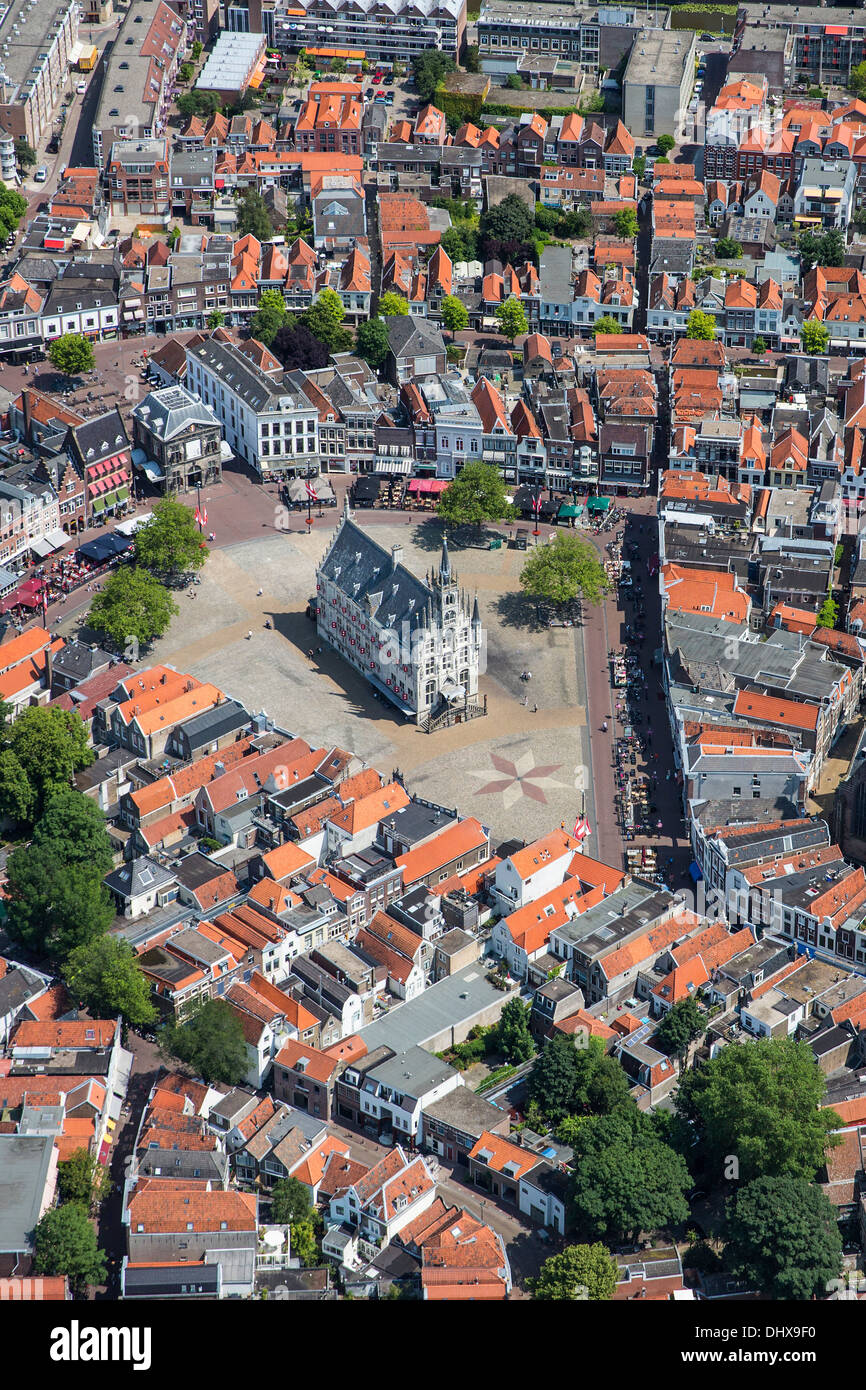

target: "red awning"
[826,24,848,34]
[215,178,225,189]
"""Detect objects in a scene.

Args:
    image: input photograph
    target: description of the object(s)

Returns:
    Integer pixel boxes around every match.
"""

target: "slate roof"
[386,315,446,362]
[319,516,433,628]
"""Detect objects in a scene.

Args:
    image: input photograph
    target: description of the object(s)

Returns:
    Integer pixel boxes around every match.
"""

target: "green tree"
[63,935,157,1031]
[685,309,717,340]
[654,997,703,1067]
[57,1149,111,1210]
[591,315,622,336]
[801,318,830,356]
[291,1217,320,1267]
[34,1203,106,1293]
[178,61,194,82]
[464,43,480,74]
[440,294,469,341]
[816,595,839,628]
[176,89,221,119]
[5,845,114,960]
[235,186,274,242]
[558,208,592,239]
[249,287,290,347]
[48,333,95,377]
[134,494,210,577]
[304,287,353,353]
[799,226,846,272]
[33,788,113,874]
[520,532,611,612]
[440,225,480,263]
[715,236,742,259]
[675,1036,841,1185]
[0,748,34,825]
[611,207,638,239]
[355,316,391,368]
[14,137,36,169]
[481,193,534,249]
[570,1109,692,1245]
[436,460,513,530]
[87,566,179,651]
[4,707,92,819]
[850,60,866,97]
[529,1242,618,1300]
[529,1033,582,1126]
[495,294,528,342]
[271,1176,313,1226]
[207,309,225,328]
[505,72,524,91]
[495,997,535,1064]
[725,1177,843,1300]
[633,155,646,179]
[330,56,347,74]
[752,336,767,354]
[161,998,248,1085]
[656,133,675,154]
[378,292,409,317]
[412,51,455,103]
[191,39,203,60]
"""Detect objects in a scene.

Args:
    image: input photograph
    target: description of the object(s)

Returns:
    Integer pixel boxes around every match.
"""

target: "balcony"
[256,1224,292,1269]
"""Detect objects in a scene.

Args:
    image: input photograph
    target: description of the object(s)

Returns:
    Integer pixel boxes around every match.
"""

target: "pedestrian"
[533,703,537,713]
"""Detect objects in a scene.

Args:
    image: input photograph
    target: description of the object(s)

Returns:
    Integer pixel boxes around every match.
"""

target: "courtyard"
[142,517,594,851]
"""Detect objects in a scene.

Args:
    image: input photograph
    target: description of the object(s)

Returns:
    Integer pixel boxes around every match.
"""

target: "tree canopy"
[48,334,95,376]
[2,706,92,821]
[480,193,534,250]
[592,315,622,336]
[64,935,157,1031]
[715,236,743,259]
[654,997,704,1064]
[495,295,528,342]
[530,1034,632,1128]
[495,997,535,1064]
[816,595,839,629]
[656,133,675,155]
[34,1203,106,1293]
[134,494,209,577]
[249,288,290,347]
[799,226,846,273]
[801,318,830,356]
[378,292,409,317]
[436,461,513,530]
[569,1108,692,1245]
[724,1177,843,1300]
[675,1036,841,1184]
[273,323,331,371]
[235,186,274,242]
[355,316,391,368]
[611,208,638,239]
[441,294,469,339]
[303,287,353,354]
[685,309,717,340]
[520,533,611,610]
[529,1243,618,1301]
[412,51,455,103]
[87,566,179,651]
[270,1176,313,1226]
[57,1149,111,1211]
[5,809,115,961]
[161,999,248,1085]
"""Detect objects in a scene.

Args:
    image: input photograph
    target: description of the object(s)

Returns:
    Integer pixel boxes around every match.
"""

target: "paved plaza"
[144,518,593,851]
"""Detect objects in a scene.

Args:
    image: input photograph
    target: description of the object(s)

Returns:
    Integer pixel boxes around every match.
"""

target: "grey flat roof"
[423,1085,504,1136]
[624,27,693,87]
[368,1045,458,1099]
[359,964,515,1053]
[0,1135,54,1254]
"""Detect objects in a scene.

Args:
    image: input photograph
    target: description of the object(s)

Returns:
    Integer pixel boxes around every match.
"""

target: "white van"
[34,166,47,182]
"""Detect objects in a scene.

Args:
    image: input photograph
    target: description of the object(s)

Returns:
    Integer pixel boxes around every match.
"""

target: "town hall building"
[315,501,484,726]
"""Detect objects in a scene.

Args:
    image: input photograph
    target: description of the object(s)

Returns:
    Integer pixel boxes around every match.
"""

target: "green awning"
[415,462,437,474]
[587,496,611,512]
[558,503,583,518]
[91,496,105,513]
[116,485,130,502]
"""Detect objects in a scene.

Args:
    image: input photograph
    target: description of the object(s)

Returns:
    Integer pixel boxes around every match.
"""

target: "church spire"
[439,534,451,584]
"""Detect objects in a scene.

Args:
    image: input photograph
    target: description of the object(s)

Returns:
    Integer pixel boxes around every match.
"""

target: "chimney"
[391,543,403,571]
[22,388,32,439]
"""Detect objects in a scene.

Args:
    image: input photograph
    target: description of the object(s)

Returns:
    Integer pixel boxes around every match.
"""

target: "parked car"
[76,79,87,94]
[34,166,47,182]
